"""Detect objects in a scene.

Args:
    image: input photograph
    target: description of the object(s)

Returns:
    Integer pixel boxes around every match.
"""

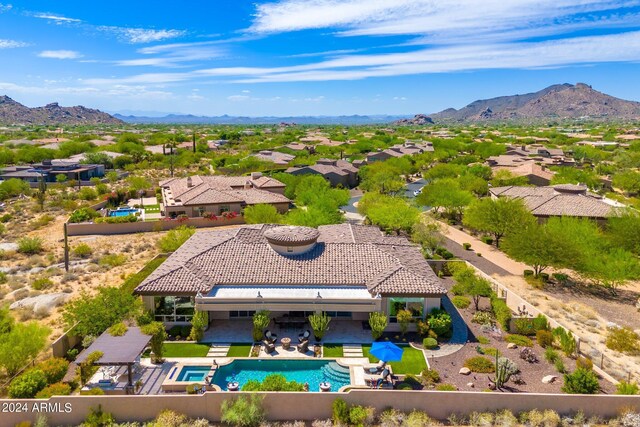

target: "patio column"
[127,363,133,387]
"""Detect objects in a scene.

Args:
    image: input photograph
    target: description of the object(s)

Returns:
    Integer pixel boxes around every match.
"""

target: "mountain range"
[113,113,408,125]
[0,96,122,125]
[427,83,640,122]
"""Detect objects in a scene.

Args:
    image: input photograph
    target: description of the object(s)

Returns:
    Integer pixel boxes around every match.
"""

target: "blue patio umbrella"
[369,341,404,362]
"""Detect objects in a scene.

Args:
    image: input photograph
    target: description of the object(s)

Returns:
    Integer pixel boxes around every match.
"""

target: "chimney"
[187,176,193,188]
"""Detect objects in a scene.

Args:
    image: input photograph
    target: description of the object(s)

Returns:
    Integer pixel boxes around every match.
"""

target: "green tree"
[608,211,640,255]
[462,197,535,247]
[452,266,493,311]
[0,322,50,375]
[581,248,640,293]
[62,287,140,337]
[243,204,282,224]
[357,192,420,233]
[55,174,67,184]
[157,226,196,252]
[562,368,600,394]
[411,216,444,255]
[612,170,640,195]
[396,309,413,336]
[490,169,529,187]
[368,312,388,340]
[252,310,271,342]
[417,178,473,220]
[359,161,407,195]
[189,310,208,342]
[141,321,167,363]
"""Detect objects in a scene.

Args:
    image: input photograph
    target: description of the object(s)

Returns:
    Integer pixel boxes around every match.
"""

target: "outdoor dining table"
[281,337,291,350]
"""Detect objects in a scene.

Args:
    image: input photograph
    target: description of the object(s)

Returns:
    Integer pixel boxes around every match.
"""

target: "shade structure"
[369,341,404,362]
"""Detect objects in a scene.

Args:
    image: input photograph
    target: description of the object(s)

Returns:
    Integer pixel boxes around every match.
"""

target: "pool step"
[342,344,363,358]
[208,343,231,357]
[321,362,352,384]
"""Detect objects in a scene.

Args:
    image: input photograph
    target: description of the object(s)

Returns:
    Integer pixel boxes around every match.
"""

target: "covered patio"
[75,326,153,394]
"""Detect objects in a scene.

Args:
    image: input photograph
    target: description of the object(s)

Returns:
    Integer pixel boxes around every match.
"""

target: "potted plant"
[308,312,331,342]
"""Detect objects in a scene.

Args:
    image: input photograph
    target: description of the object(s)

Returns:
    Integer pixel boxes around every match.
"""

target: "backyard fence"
[431,259,638,385]
[2,390,639,426]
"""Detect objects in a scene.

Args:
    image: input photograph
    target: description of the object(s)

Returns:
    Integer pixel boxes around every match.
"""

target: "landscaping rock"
[5,287,28,301]
[459,367,471,375]
[467,382,474,388]
[507,343,518,349]
[10,293,70,314]
[0,242,18,251]
[542,375,558,384]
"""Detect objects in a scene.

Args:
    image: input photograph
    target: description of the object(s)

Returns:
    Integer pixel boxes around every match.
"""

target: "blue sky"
[1,0,640,116]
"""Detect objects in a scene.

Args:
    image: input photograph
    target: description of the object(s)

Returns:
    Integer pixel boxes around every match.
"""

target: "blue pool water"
[212,359,351,392]
[108,208,138,217]
[176,366,211,382]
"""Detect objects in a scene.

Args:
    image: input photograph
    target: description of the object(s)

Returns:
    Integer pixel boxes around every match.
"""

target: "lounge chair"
[364,360,386,374]
[364,367,394,388]
[263,340,276,354]
[298,330,311,343]
[297,339,309,353]
[264,330,278,344]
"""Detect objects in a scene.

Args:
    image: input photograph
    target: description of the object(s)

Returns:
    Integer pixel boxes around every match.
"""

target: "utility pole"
[63,222,69,272]
[192,132,196,153]
[170,143,174,178]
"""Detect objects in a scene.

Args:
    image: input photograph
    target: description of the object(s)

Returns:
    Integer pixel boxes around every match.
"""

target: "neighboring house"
[363,141,434,164]
[134,224,446,328]
[66,151,124,163]
[250,150,295,165]
[493,163,555,186]
[286,158,359,188]
[575,140,620,147]
[160,173,290,218]
[505,144,564,158]
[0,159,104,183]
[490,184,622,221]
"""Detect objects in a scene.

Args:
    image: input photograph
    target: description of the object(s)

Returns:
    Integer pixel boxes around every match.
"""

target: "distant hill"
[0,95,123,125]
[428,83,640,122]
[114,113,409,125]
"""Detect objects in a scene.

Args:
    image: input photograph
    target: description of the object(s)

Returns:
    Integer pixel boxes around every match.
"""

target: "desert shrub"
[513,318,536,335]
[533,314,549,332]
[83,405,115,427]
[332,398,350,425]
[95,215,138,224]
[523,270,534,277]
[616,381,639,395]
[490,295,511,331]
[480,347,500,357]
[519,409,561,427]
[420,368,441,384]
[553,327,577,357]
[35,382,71,398]
[464,356,495,373]
[349,405,374,427]
[576,356,593,371]
[463,242,472,250]
[427,309,452,337]
[552,273,569,283]
[435,247,454,260]
[99,253,127,267]
[80,388,105,395]
[477,335,490,345]
[451,295,471,309]
[31,277,53,290]
[506,334,533,347]
[494,410,518,427]
[422,337,438,349]
[539,272,549,282]
[378,408,403,427]
[78,187,98,201]
[73,243,93,258]
[471,311,495,326]
[68,207,99,223]
[416,320,430,337]
[435,383,456,391]
[9,369,48,398]
[544,347,560,363]
[469,411,494,427]
[562,368,600,394]
[605,326,640,355]
[158,226,196,252]
[221,395,264,427]
[37,358,69,384]
[481,236,494,245]
[369,311,388,340]
[17,237,44,254]
[536,330,554,348]
[554,359,566,374]
[450,283,465,296]
[186,383,201,394]
[152,409,190,426]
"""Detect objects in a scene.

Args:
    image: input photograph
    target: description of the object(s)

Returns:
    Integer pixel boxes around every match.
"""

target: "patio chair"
[364,360,386,374]
[296,339,309,353]
[298,330,311,343]
[264,330,278,344]
[263,339,276,354]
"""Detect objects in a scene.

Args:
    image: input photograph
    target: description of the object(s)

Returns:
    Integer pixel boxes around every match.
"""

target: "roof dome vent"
[264,226,320,255]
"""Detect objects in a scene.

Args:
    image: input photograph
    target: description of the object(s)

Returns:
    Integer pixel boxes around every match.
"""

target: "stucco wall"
[2,391,639,426]
[66,216,245,236]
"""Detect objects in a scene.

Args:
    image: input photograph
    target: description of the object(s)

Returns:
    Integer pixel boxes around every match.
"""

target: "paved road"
[442,236,512,277]
[404,178,427,199]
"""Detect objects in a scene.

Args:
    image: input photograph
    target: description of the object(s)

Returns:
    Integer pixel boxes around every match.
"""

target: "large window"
[154,296,195,322]
[388,297,424,322]
[229,310,256,318]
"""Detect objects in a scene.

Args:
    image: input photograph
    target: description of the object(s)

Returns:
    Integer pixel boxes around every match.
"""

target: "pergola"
[75,326,151,391]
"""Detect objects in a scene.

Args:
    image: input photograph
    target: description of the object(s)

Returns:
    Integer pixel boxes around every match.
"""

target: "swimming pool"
[108,208,139,217]
[212,359,351,392]
[176,366,211,382]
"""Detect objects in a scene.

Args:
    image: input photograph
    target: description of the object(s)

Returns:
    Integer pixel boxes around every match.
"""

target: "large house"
[250,150,295,165]
[286,158,359,188]
[356,141,434,167]
[492,163,555,186]
[490,184,622,221]
[134,224,446,330]
[0,159,104,183]
[160,173,290,218]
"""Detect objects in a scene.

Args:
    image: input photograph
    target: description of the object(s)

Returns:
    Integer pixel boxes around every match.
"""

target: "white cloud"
[0,39,27,49]
[33,13,81,23]
[99,26,186,44]
[393,96,407,101]
[114,43,224,68]
[304,96,325,102]
[249,0,640,46]
[241,89,251,93]
[0,3,12,12]
[227,95,250,102]
[38,50,83,59]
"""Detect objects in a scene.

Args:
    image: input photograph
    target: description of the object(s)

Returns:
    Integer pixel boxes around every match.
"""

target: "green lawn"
[162,343,211,357]
[362,344,427,375]
[323,344,344,358]
[226,343,252,357]
[143,204,161,213]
